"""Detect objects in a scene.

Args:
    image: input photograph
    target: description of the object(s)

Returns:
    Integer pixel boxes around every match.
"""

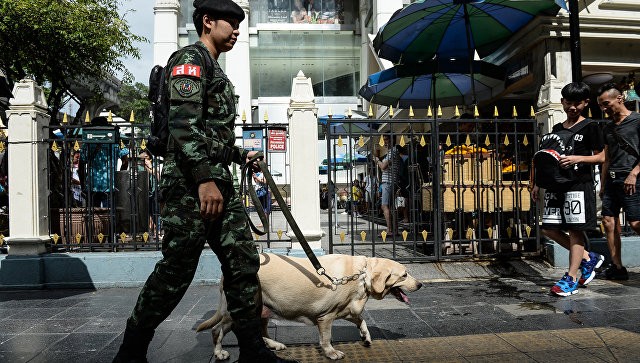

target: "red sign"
[172,64,201,78]
[268,129,287,152]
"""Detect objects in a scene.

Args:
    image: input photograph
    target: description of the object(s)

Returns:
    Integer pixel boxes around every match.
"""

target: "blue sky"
[119,0,154,85]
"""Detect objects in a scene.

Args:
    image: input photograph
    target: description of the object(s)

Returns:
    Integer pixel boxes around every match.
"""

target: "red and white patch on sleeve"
[171,64,202,78]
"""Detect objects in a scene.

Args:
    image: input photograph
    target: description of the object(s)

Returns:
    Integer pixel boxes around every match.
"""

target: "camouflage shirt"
[160,41,245,189]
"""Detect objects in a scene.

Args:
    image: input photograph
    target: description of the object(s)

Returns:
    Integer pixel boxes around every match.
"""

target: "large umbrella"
[359,60,505,108]
[373,0,566,64]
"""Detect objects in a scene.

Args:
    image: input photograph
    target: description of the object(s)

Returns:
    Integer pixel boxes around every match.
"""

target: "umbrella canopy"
[359,60,505,108]
[373,0,564,64]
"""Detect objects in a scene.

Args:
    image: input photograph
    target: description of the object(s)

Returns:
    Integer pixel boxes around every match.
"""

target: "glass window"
[249,0,354,26]
[251,30,359,97]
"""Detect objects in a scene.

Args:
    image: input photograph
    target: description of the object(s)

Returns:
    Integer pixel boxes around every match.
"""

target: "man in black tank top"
[598,82,640,281]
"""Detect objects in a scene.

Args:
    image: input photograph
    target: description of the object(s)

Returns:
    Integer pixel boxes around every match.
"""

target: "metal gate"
[324,117,540,261]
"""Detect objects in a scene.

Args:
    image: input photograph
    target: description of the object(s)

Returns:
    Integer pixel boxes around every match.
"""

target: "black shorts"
[601,175,640,221]
[541,182,597,230]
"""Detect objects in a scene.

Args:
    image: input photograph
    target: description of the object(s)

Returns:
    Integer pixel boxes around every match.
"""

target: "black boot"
[233,319,299,363]
[112,324,155,363]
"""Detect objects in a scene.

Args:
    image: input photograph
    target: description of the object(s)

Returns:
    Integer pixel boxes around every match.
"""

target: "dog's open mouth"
[390,287,409,304]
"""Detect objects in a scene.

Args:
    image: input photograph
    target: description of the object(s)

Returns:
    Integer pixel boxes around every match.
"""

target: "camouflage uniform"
[127,41,259,330]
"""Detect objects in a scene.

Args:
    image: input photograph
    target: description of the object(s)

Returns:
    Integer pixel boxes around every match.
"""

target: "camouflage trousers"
[127,178,260,330]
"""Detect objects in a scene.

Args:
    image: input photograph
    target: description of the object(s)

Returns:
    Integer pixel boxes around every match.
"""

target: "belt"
[609,171,630,179]
[209,140,240,166]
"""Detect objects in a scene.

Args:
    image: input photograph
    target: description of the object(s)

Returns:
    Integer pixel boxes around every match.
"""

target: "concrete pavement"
[1,261,639,362]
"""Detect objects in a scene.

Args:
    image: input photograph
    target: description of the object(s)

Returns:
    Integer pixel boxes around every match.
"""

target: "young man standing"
[113,1,296,362]
[532,82,605,296]
[598,82,640,280]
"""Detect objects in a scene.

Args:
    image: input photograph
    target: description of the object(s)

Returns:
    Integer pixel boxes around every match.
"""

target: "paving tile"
[446,334,518,356]
[496,330,570,353]
[548,328,607,348]
[526,348,609,362]
[23,318,90,334]
[465,352,536,363]
[0,333,66,352]
[47,332,118,353]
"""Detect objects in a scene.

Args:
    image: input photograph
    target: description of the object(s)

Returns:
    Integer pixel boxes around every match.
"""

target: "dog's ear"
[368,258,392,298]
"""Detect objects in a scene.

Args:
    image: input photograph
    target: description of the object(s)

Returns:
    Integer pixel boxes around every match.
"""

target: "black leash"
[241,155,336,284]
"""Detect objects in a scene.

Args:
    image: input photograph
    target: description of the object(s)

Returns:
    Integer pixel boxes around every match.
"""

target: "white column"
[287,71,323,249]
[537,48,573,133]
[373,0,403,33]
[154,0,180,66]
[5,80,51,255]
[226,0,252,128]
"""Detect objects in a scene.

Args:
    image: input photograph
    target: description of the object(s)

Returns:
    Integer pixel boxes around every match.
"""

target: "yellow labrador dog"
[197,253,422,360]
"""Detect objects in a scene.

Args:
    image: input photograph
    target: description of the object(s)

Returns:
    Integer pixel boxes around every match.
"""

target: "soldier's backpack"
[146,45,214,157]
[533,119,593,192]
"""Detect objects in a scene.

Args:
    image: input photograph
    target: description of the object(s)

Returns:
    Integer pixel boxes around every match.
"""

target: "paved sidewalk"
[1,261,639,362]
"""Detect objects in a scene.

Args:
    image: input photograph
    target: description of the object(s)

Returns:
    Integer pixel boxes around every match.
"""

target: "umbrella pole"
[462,4,477,107]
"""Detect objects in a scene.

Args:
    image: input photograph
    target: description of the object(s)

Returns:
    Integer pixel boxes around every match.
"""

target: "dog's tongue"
[391,287,409,304]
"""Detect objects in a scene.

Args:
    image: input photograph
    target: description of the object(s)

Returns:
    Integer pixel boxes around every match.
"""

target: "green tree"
[0,0,146,120]
[116,82,151,125]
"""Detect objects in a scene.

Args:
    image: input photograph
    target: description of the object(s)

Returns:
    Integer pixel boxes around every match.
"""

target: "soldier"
[113,1,297,362]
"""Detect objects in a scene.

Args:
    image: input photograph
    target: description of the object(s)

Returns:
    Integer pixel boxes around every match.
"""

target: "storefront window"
[251,30,359,97]
[249,0,354,26]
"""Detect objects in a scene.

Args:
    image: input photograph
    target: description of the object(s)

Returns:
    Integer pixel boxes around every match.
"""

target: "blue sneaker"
[579,252,605,286]
[551,273,578,296]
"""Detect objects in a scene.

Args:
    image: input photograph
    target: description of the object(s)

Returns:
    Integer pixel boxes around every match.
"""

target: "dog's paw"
[264,337,287,351]
[324,349,345,360]
[214,349,230,360]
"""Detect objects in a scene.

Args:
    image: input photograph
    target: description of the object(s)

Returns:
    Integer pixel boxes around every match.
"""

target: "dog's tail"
[196,310,222,332]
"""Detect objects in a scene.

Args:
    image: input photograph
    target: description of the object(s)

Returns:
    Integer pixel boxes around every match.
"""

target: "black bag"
[533,120,592,191]
[146,45,213,157]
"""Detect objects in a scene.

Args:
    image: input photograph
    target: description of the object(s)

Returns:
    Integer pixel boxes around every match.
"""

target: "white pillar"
[287,71,323,249]
[226,0,252,127]
[154,0,180,66]
[5,80,51,255]
[373,0,403,33]
[537,48,573,133]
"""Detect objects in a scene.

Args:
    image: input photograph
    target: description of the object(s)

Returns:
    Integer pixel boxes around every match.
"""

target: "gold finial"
[503,134,510,146]
[129,110,135,123]
[340,231,346,242]
[378,135,385,147]
[525,225,532,237]
[120,232,127,242]
[512,106,518,118]
[399,135,406,147]
[523,135,529,146]
[241,110,247,123]
[51,142,59,152]
[62,113,68,124]
[141,139,147,150]
[75,233,82,244]
[402,230,408,241]
[530,106,536,118]
[409,106,414,118]
[277,230,283,239]
[97,233,104,243]
[107,110,113,123]
[447,228,453,240]
[263,111,269,122]
[74,140,81,151]
[484,134,491,146]
[421,230,428,241]
[0,142,5,153]
[474,105,480,118]
[358,135,365,147]
[445,134,451,147]
[337,135,343,147]
[420,135,426,147]
[465,135,471,146]
[437,105,442,117]
[588,108,592,118]
[389,105,394,118]
[360,231,366,242]
[493,106,499,118]
[454,105,460,117]
[506,226,513,238]
[143,232,149,243]
[368,104,374,118]
[347,107,352,118]
[52,234,59,245]
[427,105,433,117]
[85,111,91,124]
[381,230,387,242]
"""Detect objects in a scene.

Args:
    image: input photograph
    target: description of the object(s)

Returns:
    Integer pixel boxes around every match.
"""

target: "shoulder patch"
[172,64,202,78]
[173,78,201,98]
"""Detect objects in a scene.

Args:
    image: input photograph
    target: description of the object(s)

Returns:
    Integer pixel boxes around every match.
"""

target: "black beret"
[193,0,245,22]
